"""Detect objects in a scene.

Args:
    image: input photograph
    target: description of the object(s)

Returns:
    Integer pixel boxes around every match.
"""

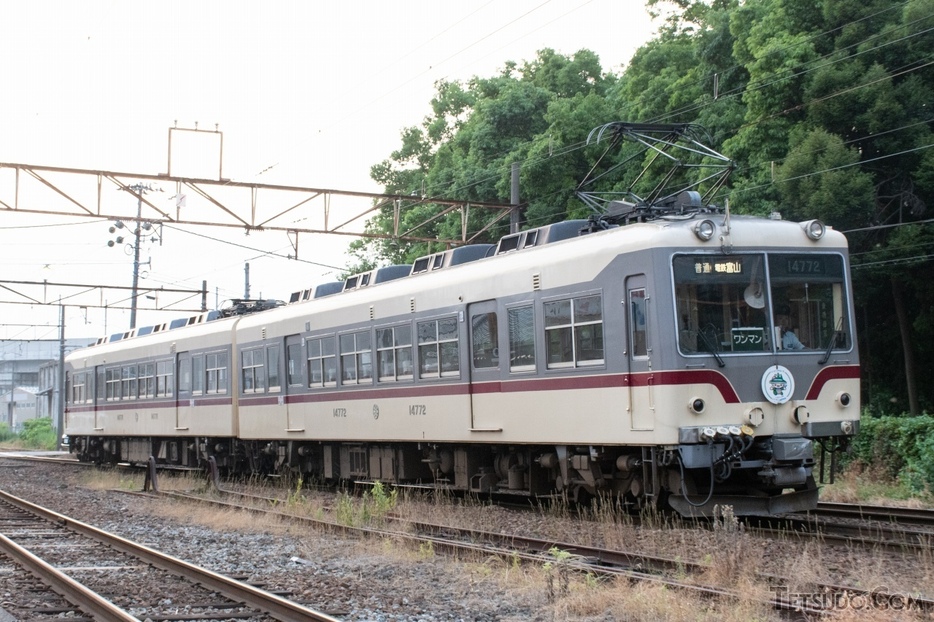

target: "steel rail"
[0,531,140,622]
[0,488,340,622]
[815,501,934,526]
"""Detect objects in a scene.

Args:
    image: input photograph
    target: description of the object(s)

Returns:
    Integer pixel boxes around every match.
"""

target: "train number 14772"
[408,404,427,416]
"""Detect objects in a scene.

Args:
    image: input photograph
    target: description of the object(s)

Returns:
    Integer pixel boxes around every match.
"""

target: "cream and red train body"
[65,213,860,516]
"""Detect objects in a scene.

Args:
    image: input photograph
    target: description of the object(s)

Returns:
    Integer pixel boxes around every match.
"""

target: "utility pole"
[130,187,143,329]
[57,303,65,444]
[118,183,161,329]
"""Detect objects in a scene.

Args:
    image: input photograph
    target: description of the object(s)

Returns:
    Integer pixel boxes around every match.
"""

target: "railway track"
[7,453,934,617]
[740,501,934,553]
[0,487,340,622]
[814,500,934,526]
[154,485,934,618]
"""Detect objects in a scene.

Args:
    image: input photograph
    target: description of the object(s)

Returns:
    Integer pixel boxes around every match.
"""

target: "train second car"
[65,212,860,516]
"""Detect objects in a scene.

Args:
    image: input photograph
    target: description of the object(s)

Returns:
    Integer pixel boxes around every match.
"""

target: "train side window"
[156,360,174,397]
[206,352,228,394]
[377,324,414,382]
[241,348,266,393]
[122,365,138,400]
[307,336,337,388]
[73,372,86,404]
[267,344,281,392]
[629,289,648,358]
[105,367,121,401]
[417,317,460,378]
[287,342,303,386]
[97,369,105,401]
[192,355,204,395]
[139,363,155,398]
[340,331,373,385]
[544,294,604,368]
[471,311,499,369]
[508,305,535,372]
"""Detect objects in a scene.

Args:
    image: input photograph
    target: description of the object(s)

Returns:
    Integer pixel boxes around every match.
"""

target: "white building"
[1,339,96,434]
[2,387,39,432]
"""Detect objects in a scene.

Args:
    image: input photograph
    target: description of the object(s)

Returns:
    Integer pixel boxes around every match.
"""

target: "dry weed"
[547,577,779,622]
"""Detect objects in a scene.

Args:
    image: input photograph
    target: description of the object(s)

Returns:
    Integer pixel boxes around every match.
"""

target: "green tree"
[358,0,934,413]
[351,48,617,269]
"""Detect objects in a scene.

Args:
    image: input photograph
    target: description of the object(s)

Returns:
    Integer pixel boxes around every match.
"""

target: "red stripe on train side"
[285,382,468,404]
[70,369,745,416]
[470,369,740,403]
[804,365,861,400]
[66,396,233,415]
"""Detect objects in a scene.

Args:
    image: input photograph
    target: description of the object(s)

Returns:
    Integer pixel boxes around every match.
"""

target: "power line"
[852,253,934,269]
[162,224,343,271]
[844,217,934,234]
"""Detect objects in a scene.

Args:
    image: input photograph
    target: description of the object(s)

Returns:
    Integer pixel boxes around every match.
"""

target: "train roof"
[233,213,848,337]
[73,213,849,355]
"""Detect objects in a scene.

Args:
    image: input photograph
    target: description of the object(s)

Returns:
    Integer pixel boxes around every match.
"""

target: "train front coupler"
[666,425,818,516]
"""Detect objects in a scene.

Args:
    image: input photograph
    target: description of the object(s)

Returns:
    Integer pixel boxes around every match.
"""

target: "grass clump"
[334,481,398,527]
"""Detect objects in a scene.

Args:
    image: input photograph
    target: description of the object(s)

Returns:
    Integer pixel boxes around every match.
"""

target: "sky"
[0,0,659,343]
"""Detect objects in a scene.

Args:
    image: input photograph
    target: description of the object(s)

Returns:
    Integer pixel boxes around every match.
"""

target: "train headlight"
[689,397,705,414]
[836,392,852,408]
[745,407,764,427]
[694,219,716,241]
[801,219,826,241]
[792,405,810,425]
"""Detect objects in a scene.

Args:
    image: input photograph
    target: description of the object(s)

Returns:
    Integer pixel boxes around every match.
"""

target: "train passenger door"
[626,276,654,430]
[176,352,192,431]
[285,335,305,432]
[468,301,503,431]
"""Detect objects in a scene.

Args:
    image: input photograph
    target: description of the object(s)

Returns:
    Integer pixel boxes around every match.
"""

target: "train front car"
[652,214,859,516]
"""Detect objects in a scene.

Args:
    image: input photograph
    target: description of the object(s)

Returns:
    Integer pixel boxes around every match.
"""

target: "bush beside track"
[843,413,934,495]
[0,417,58,451]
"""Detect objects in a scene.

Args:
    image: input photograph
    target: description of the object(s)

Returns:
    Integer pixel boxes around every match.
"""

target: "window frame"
[340,330,373,386]
[139,363,155,398]
[307,335,338,388]
[205,351,228,395]
[156,359,174,397]
[241,347,266,394]
[417,316,460,379]
[543,292,605,369]
[376,323,414,382]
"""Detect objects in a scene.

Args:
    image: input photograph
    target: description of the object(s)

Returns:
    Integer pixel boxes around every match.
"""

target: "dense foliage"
[18,417,58,450]
[358,0,934,414]
[846,414,934,493]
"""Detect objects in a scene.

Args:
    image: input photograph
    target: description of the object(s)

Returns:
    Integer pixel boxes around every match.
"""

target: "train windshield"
[673,253,850,356]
